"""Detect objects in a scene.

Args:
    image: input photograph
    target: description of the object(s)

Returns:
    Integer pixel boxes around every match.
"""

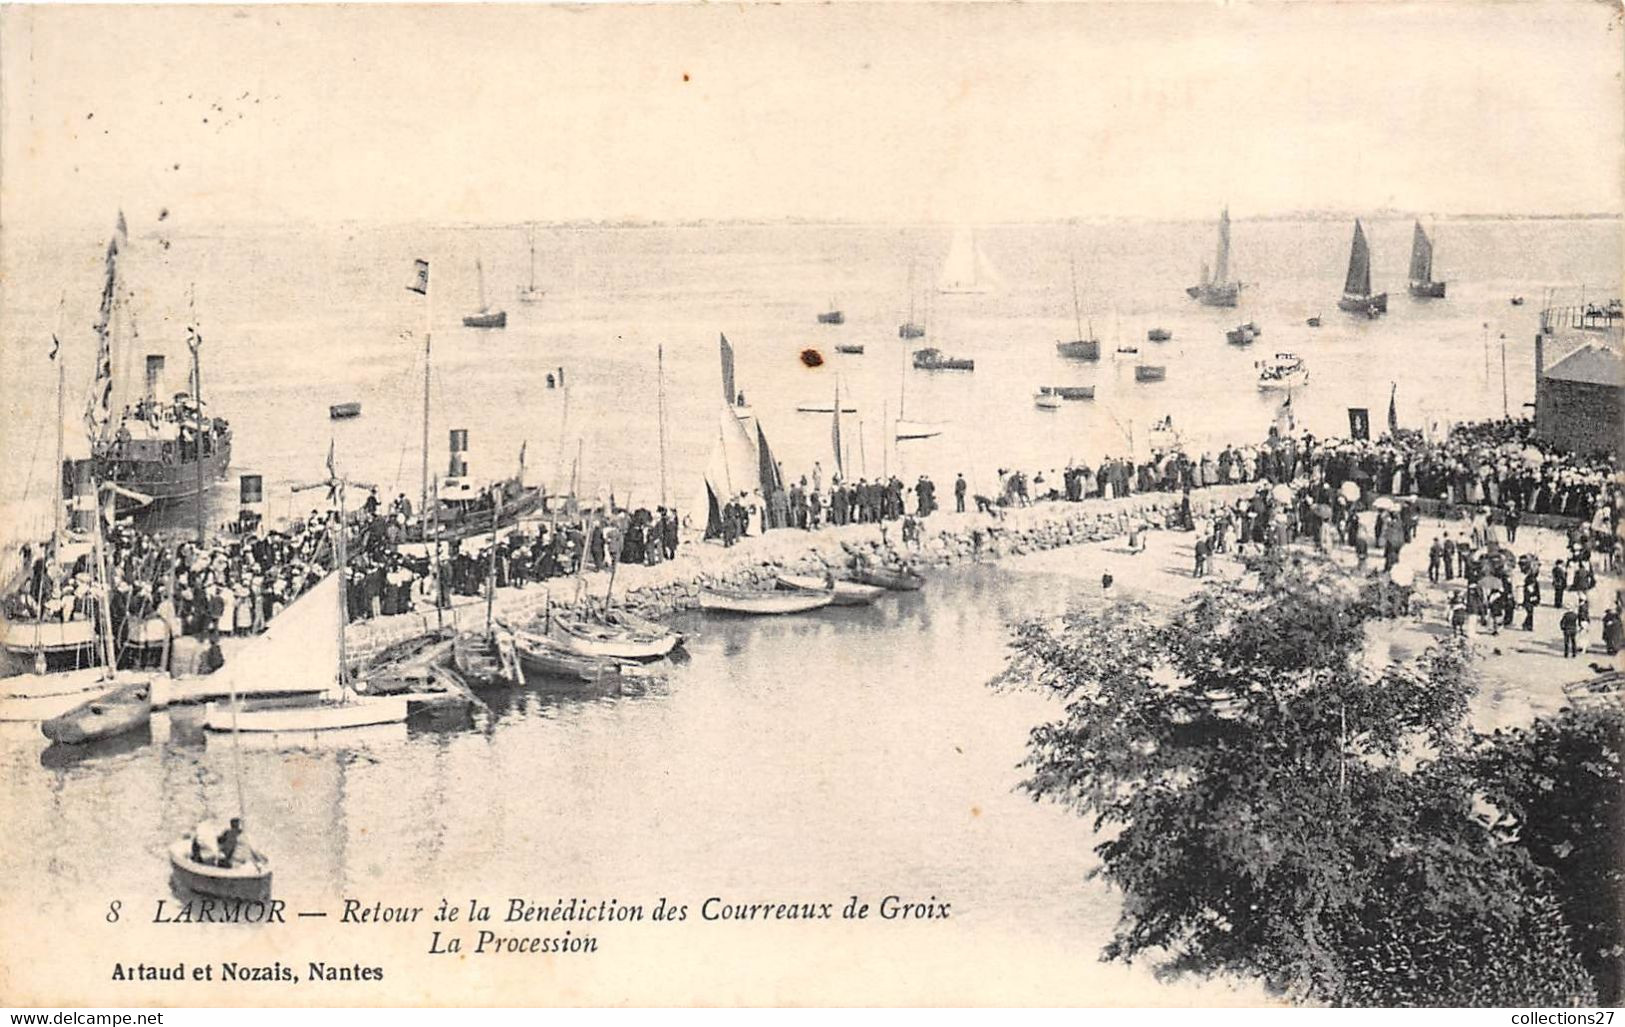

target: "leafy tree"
[998,551,1596,1005]
[1472,705,1625,1004]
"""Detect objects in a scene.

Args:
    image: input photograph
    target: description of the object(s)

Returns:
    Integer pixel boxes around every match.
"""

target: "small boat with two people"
[1256,353,1309,391]
[1336,219,1387,318]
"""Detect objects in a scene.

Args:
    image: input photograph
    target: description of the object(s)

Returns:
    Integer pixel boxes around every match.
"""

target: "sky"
[1,2,1621,229]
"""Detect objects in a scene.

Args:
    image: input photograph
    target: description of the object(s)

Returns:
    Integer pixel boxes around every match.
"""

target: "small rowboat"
[168,837,272,902]
[41,680,151,744]
[329,402,362,420]
[699,587,834,616]
[850,565,925,591]
[550,614,679,661]
[203,693,409,732]
[795,402,860,415]
[452,630,524,687]
[835,344,865,355]
[1135,365,1167,383]
[1034,391,1063,410]
[775,574,885,607]
[509,626,634,684]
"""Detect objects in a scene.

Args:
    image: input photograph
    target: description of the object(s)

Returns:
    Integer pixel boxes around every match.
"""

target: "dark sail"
[757,424,783,499]
[719,333,737,407]
[1344,220,1372,297]
[1408,221,1432,285]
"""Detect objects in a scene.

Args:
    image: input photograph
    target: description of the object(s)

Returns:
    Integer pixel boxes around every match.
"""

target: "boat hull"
[452,631,523,687]
[817,312,845,325]
[913,358,975,371]
[1408,281,1447,299]
[202,694,409,732]
[168,838,272,902]
[41,680,152,744]
[511,628,630,683]
[850,566,925,591]
[795,404,859,414]
[0,668,144,722]
[1147,329,1172,342]
[1135,366,1167,383]
[775,575,884,606]
[0,614,98,658]
[550,616,679,660]
[463,311,508,328]
[1055,340,1100,361]
[895,420,945,441]
[1338,293,1388,316]
[329,402,362,420]
[1189,282,1239,307]
[898,324,925,339]
[834,345,865,355]
[1035,394,1062,410]
[700,589,834,615]
[1258,372,1309,391]
[94,435,234,512]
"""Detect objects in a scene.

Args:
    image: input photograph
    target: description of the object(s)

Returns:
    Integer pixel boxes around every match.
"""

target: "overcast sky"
[2,2,1620,229]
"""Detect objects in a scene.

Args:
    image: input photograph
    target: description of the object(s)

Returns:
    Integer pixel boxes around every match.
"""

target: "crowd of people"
[710,470,944,546]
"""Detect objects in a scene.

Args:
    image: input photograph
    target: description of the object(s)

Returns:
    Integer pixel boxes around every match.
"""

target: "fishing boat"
[899,261,926,338]
[550,612,679,661]
[1336,220,1388,318]
[74,215,233,513]
[328,401,361,420]
[1257,352,1309,391]
[817,304,845,325]
[1407,221,1446,298]
[1226,321,1262,345]
[850,564,925,591]
[1147,328,1172,342]
[835,344,865,355]
[1056,255,1101,361]
[893,333,944,441]
[1135,364,1167,383]
[451,629,523,688]
[1306,315,1322,328]
[1034,391,1063,410]
[1185,207,1242,307]
[937,226,998,295]
[507,624,632,684]
[912,348,973,371]
[516,223,545,304]
[202,460,408,733]
[699,587,834,615]
[1039,385,1095,401]
[41,680,151,744]
[462,258,507,328]
[774,574,884,607]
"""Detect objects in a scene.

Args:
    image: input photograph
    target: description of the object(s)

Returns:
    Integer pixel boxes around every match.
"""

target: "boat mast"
[1069,254,1084,341]
[485,486,499,635]
[334,471,351,701]
[90,483,117,677]
[51,295,65,553]
[189,285,206,544]
[657,344,670,508]
[419,279,433,523]
[431,473,443,630]
[528,225,537,294]
[476,258,488,314]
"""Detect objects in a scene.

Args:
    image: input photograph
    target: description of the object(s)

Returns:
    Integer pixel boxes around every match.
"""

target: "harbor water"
[0,216,1618,543]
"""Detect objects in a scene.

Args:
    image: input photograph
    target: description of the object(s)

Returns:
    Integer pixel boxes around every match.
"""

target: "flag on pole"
[326,438,336,478]
[83,226,121,440]
[1348,407,1370,441]
[406,259,430,296]
[1387,382,1399,436]
[1274,392,1296,435]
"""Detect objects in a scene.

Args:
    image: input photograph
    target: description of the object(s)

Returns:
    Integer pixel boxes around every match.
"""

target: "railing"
[1540,301,1623,334]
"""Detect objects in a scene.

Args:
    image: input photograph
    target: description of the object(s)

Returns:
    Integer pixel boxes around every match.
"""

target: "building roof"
[1545,342,1624,388]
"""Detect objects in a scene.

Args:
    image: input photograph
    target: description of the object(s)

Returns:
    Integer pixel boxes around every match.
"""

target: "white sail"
[688,401,760,534]
[937,227,997,294]
[201,573,342,698]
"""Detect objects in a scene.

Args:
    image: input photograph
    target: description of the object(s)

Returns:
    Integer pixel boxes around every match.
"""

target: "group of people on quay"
[711,468,943,546]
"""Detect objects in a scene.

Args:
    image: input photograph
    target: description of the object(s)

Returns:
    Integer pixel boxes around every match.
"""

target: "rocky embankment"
[344,483,1258,662]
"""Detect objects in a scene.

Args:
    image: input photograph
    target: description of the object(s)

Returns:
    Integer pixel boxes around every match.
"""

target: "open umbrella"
[1521,446,1545,466]
[1271,484,1294,503]
[1339,481,1361,502]
[1372,496,1399,512]
[1389,565,1415,587]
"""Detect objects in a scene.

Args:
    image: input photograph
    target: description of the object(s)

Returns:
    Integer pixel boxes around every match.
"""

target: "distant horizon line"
[6,209,1622,235]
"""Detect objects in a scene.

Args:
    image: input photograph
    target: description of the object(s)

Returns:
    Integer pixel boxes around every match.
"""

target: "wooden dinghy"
[850,564,926,592]
[41,680,151,745]
[550,614,678,661]
[775,574,885,607]
[452,630,524,688]
[699,587,834,616]
[168,837,272,902]
[509,625,633,684]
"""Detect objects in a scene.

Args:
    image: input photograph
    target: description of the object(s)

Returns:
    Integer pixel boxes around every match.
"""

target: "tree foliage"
[998,551,1600,1006]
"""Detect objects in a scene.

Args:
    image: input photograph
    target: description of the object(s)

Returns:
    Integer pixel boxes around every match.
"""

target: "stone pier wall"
[343,483,1257,662]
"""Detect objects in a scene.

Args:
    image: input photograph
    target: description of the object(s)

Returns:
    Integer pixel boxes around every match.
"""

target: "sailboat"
[719,333,754,422]
[937,226,998,295]
[463,258,508,328]
[1056,255,1101,360]
[1185,207,1241,307]
[895,333,944,441]
[817,301,844,325]
[899,262,925,339]
[1407,221,1446,299]
[516,224,545,304]
[1336,219,1388,318]
[202,452,408,732]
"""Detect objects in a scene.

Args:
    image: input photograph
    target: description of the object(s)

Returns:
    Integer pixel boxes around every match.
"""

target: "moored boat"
[850,564,925,591]
[168,837,272,902]
[898,323,925,340]
[1034,391,1063,410]
[912,347,974,371]
[329,401,362,420]
[1509,296,1525,306]
[775,574,884,606]
[1135,364,1167,383]
[452,628,524,687]
[41,680,151,744]
[1039,385,1095,401]
[1306,315,1322,328]
[550,613,679,661]
[1226,321,1262,345]
[796,401,859,414]
[462,258,507,328]
[699,587,834,615]
[894,419,945,441]
[817,307,845,325]
[1256,352,1309,391]
[508,624,632,683]
[1186,207,1242,307]
[1056,339,1101,360]
[835,343,865,355]
[204,692,409,732]
[1147,328,1172,342]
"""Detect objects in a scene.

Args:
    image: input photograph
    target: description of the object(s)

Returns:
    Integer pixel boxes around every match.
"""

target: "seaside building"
[1534,300,1624,461]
